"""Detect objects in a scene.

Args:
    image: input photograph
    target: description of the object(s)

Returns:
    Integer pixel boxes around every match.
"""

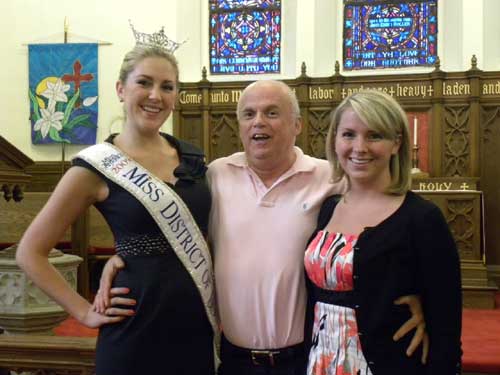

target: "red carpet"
[53,318,97,337]
[462,308,500,374]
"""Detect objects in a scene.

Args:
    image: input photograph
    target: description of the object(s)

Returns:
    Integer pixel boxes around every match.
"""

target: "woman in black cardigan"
[304,90,462,375]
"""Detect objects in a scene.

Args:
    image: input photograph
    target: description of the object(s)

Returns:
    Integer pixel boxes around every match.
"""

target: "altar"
[413,177,497,308]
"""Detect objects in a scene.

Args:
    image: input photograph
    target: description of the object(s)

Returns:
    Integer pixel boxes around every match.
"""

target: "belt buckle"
[251,350,279,366]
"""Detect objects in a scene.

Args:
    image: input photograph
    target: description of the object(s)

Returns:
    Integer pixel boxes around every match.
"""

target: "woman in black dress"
[17,44,217,375]
[304,90,462,375]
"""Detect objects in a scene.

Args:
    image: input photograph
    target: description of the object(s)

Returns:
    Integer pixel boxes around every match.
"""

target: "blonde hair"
[325,90,411,195]
[118,45,179,84]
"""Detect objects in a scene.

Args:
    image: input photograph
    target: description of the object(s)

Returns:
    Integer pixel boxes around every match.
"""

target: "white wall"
[0,0,178,161]
[0,0,496,161]
[483,0,500,70]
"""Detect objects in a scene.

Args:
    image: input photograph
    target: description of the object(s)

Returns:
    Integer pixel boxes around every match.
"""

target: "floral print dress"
[304,230,372,375]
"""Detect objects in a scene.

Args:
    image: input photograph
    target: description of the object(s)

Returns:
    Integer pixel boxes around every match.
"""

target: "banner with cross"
[28,43,98,145]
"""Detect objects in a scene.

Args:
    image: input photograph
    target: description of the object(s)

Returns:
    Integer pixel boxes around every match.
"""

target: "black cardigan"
[305,191,462,375]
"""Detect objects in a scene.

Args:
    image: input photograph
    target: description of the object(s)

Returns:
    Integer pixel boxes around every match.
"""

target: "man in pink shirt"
[208,80,341,374]
[95,80,427,375]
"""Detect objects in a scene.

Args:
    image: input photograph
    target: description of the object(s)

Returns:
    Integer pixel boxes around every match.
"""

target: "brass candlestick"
[411,144,421,173]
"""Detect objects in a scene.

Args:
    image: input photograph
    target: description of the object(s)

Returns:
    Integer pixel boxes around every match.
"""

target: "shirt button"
[353,275,358,279]
[354,246,360,251]
[355,304,360,309]
[368,361,375,365]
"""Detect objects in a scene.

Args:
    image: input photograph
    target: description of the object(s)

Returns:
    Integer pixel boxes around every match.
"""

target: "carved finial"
[13,185,24,202]
[202,66,207,81]
[301,62,307,77]
[335,60,340,75]
[433,56,441,71]
[2,184,12,202]
[471,54,478,70]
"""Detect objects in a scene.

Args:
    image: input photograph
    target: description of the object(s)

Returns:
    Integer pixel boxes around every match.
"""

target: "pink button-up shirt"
[208,147,345,349]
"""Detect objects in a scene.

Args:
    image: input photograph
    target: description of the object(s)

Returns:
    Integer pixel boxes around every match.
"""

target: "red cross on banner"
[62,60,94,94]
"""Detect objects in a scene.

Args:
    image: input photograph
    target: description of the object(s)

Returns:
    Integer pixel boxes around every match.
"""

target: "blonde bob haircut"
[325,89,412,195]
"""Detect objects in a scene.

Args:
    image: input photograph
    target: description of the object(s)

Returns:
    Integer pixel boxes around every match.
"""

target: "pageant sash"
[76,143,220,362]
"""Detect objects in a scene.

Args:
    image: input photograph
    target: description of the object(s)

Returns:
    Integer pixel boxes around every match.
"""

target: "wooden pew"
[0,335,96,375]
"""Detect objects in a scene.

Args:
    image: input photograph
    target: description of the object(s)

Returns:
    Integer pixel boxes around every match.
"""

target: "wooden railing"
[0,334,96,375]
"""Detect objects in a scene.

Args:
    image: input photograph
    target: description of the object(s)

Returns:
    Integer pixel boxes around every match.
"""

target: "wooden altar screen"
[174,60,499,308]
[0,136,33,203]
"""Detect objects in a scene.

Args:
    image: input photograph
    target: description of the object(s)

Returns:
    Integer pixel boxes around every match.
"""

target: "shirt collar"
[224,146,318,175]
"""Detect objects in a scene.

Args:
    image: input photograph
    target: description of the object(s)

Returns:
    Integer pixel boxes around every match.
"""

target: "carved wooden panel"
[210,113,241,161]
[416,190,488,305]
[177,113,204,151]
[0,193,71,245]
[0,335,96,375]
[481,106,500,143]
[443,105,470,177]
[0,159,14,170]
[89,207,114,248]
[446,198,477,260]
[481,105,500,265]
[417,192,482,262]
[307,108,331,159]
[25,162,70,192]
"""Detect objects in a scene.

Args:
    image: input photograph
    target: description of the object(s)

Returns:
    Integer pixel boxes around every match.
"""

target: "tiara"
[129,19,185,54]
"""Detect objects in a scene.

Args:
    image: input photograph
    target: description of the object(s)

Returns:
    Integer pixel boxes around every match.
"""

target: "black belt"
[221,335,304,367]
[312,286,358,308]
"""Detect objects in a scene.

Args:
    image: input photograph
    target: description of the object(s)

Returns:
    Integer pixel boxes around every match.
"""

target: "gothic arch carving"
[443,105,470,177]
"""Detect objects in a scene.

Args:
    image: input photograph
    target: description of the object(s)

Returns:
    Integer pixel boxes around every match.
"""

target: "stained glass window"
[209,0,281,75]
[343,0,437,70]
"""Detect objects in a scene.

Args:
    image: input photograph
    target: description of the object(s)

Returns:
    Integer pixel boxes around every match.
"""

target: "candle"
[413,116,418,146]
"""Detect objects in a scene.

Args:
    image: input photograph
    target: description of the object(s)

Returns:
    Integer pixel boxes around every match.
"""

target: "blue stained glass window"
[210,0,278,10]
[209,0,281,74]
[343,0,438,70]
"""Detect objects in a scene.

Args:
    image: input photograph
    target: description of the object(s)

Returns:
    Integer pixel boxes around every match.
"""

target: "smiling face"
[237,81,302,171]
[335,108,400,190]
[116,56,177,134]
[326,90,412,194]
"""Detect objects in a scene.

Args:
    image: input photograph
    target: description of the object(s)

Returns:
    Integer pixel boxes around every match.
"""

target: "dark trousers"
[218,336,307,375]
